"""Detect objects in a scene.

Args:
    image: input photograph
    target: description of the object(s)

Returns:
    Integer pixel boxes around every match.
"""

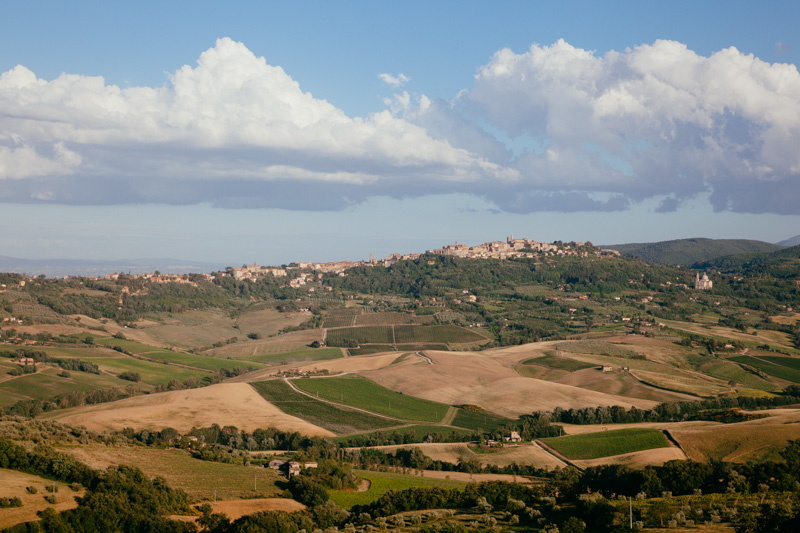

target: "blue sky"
[1,1,799,265]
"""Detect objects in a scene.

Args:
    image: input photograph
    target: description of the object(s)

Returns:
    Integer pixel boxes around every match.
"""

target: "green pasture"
[520,353,597,372]
[696,359,776,390]
[141,351,261,372]
[730,356,800,383]
[243,347,344,365]
[326,326,395,345]
[92,356,208,385]
[323,308,363,328]
[55,445,282,501]
[393,325,486,344]
[2,345,115,359]
[293,375,450,423]
[92,336,161,354]
[541,428,670,460]
[323,316,356,328]
[347,345,396,356]
[758,356,800,371]
[450,408,514,432]
[0,368,130,407]
[329,469,467,508]
[354,312,434,326]
[396,343,449,352]
[326,324,485,347]
[249,380,399,434]
[555,340,637,358]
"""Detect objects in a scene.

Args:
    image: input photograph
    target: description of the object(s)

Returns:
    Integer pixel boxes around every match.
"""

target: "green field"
[141,351,262,372]
[393,325,486,344]
[730,356,800,383]
[55,445,282,501]
[323,308,362,328]
[15,345,117,359]
[395,343,449,352]
[555,340,637,358]
[450,408,514,432]
[249,380,399,434]
[326,326,395,345]
[329,469,467,508]
[326,324,485,347]
[347,345,397,356]
[758,356,800,371]
[541,428,670,460]
[696,359,776,390]
[0,368,131,407]
[91,356,209,385]
[293,375,450,423]
[520,353,597,372]
[244,347,344,365]
[91,337,162,354]
[354,312,434,326]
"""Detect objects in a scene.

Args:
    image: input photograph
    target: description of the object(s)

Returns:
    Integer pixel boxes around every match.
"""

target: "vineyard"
[541,428,670,460]
[293,375,450,423]
[249,380,399,434]
[730,355,800,383]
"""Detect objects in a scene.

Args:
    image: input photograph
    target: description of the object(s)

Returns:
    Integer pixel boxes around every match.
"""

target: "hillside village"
[2,236,621,289]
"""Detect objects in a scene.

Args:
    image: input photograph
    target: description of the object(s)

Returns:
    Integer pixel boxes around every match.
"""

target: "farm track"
[282,377,403,422]
[417,352,434,365]
[441,406,457,425]
[531,440,573,470]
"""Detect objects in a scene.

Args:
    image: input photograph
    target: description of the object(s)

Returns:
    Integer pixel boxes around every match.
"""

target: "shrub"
[26,486,38,494]
[0,497,23,508]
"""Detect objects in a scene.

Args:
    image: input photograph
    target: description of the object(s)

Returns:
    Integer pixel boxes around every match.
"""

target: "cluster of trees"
[339,428,482,448]
[54,358,100,374]
[1,438,195,532]
[534,391,800,425]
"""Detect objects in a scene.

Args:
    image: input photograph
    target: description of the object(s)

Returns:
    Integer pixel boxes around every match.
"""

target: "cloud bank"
[1,38,798,214]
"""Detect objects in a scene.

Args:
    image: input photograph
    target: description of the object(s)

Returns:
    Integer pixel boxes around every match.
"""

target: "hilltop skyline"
[1,2,799,265]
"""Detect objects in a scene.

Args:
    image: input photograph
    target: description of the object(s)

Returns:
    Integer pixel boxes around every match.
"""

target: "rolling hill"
[603,237,783,266]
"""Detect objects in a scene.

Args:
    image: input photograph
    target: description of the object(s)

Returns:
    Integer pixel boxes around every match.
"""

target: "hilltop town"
[2,236,622,290]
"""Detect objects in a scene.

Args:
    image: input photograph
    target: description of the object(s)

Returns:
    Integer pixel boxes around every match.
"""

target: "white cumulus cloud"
[1,38,799,215]
[449,39,800,213]
[0,38,508,208]
[378,72,410,87]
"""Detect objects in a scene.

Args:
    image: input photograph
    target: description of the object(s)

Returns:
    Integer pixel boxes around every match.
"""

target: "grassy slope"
[141,351,262,372]
[541,428,670,460]
[605,238,782,266]
[730,356,800,383]
[293,375,450,423]
[243,348,343,365]
[249,380,399,434]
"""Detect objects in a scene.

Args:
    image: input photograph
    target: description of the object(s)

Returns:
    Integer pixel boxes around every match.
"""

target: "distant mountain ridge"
[603,238,784,266]
[0,256,228,278]
[778,234,800,247]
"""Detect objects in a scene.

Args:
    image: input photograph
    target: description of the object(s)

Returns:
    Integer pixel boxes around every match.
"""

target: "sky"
[1,1,800,266]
